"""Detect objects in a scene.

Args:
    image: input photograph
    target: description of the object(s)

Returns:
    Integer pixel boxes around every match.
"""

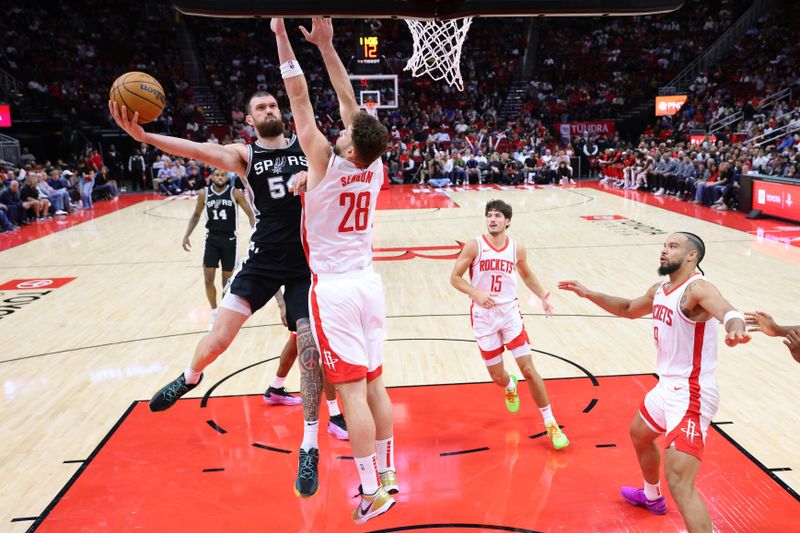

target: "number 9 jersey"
[301,154,384,274]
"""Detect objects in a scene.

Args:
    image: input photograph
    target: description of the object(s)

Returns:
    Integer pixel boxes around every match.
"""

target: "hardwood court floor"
[1,184,798,531]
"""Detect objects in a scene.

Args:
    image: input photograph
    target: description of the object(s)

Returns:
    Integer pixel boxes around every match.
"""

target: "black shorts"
[228,241,310,330]
[203,233,238,271]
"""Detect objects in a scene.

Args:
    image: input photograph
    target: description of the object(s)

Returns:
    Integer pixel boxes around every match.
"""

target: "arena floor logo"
[373,243,464,261]
[0,278,76,321]
[581,215,665,236]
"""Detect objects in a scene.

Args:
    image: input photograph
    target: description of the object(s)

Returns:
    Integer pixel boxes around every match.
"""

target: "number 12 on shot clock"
[360,36,378,59]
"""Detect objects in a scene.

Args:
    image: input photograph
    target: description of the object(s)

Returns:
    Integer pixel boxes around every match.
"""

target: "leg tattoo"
[296,318,322,422]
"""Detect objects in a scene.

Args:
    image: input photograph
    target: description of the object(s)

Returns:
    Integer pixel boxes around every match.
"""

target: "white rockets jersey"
[302,153,383,274]
[651,272,719,380]
[469,235,518,305]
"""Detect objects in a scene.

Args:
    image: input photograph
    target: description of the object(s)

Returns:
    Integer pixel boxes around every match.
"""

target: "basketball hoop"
[404,17,473,91]
[364,100,379,118]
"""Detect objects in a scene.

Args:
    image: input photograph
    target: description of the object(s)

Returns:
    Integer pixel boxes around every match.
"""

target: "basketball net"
[364,100,379,118]
[404,17,473,91]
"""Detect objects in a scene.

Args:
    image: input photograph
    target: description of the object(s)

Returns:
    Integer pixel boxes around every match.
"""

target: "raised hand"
[270,17,286,36]
[299,17,333,47]
[108,100,145,142]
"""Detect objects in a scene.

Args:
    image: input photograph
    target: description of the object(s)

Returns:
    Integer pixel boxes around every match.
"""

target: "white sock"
[376,437,394,473]
[355,454,381,495]
[210,307,218,317]
[271,376,286,389]
[505,376,516,391]
[327,399,341,417]
[644,480,662,500]
[301,420,319,451]
[184,367,202,385]
[539,404,556,425]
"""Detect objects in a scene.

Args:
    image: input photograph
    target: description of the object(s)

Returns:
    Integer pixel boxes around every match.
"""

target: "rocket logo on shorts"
[681,420,699,442]
[322,349,338,370]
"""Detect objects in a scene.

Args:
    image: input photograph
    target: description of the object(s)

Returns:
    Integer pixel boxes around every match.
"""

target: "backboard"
[173,0,685,20]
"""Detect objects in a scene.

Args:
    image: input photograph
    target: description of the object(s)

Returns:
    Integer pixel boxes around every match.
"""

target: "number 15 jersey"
[469,235,519,305]
[302,154,383,274]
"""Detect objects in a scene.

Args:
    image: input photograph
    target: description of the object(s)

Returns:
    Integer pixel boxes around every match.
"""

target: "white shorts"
[470,300,530,366]
[639,375,719,461]
[309,268,385,383]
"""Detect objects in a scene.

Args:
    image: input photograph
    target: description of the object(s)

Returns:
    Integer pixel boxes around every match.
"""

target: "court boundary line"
[27,374,798,532]
[27,401,139,532]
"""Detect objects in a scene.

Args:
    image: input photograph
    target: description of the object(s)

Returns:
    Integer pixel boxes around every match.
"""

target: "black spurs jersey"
[243,135,308,245]
[205,184,237,236]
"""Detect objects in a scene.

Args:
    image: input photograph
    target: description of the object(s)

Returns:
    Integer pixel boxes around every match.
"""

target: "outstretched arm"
[516,246,553,317]
[684,279,750,346]
[271,18,330,189]
[300,18,360,129]
[558,280,657,319]
[183,189,206,251]
[233,188,255,227]
[108,101,247,175]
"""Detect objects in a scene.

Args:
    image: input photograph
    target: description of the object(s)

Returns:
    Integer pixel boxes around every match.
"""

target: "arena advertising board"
[753,180,800,222]
[556,121,616,140]
[655,94,687,116]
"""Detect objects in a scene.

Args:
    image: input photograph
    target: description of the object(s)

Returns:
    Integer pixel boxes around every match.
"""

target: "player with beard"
[109,93,336,497]
[559,232,750,533]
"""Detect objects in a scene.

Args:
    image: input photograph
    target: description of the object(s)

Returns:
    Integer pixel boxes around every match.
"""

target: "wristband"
[723,310,745,328]
[280,60,303,79]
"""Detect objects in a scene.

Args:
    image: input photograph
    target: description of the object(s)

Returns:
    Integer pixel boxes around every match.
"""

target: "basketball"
[109,71,166,124]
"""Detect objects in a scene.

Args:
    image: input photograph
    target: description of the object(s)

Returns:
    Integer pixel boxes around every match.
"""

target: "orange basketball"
[109,72,166,124]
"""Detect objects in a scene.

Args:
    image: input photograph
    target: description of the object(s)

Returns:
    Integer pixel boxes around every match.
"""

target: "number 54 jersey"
[244,135,308,246]
[302,154,384,274]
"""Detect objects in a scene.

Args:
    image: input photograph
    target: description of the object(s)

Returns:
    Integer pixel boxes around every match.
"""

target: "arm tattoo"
[296,318,322,422]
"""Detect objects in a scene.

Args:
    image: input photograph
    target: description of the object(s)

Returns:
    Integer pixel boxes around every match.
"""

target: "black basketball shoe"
[294,447,320,497]
[149,373,203,412]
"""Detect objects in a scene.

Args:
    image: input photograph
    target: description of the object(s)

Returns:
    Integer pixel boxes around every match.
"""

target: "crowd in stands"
[523,0,748,122]
[647,1,800,141]
[2,0,799,235]
[1,0,194,134]
[0,142,222,233]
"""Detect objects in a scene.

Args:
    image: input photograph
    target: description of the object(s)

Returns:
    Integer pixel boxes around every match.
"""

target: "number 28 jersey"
[244,136,308,245]
[469,235,519,305]
[302,154,383,274]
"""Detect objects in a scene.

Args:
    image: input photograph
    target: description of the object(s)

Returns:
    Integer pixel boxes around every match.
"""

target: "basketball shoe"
[379,470,399,494]
[294,448,319,497]
[545,422,569,450]
[505,375,520,413]
[327,414,349,440]
[353,486,395,524]
[263,386,302,406]
[620,486,667,515]
[149,373,203,412]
